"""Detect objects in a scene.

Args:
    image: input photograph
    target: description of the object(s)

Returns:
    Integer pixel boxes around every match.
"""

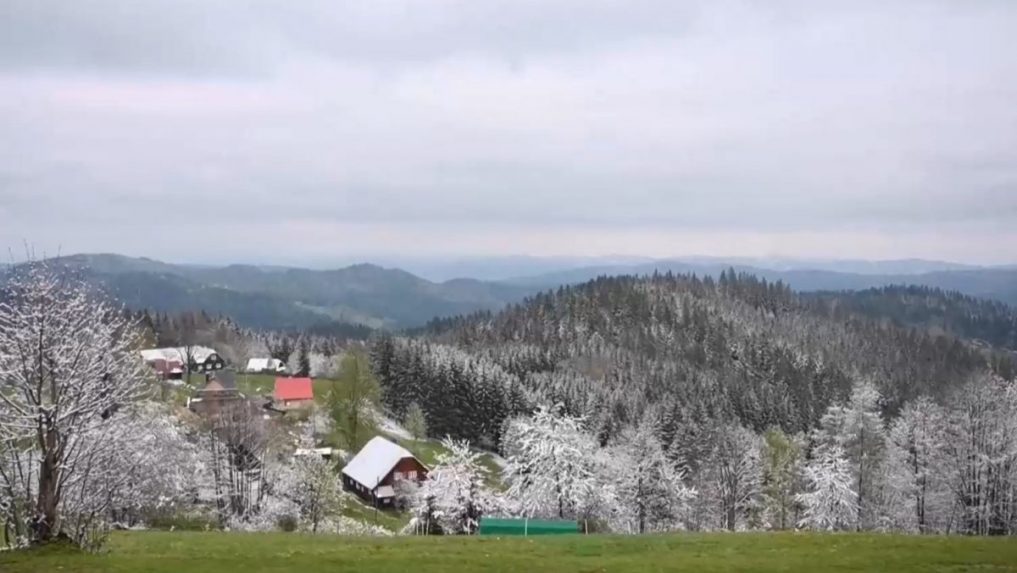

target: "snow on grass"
[378,415,413,440]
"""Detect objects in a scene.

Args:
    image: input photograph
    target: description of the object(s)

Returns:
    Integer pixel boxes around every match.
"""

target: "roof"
[200,379,225,393]
[295,447,336,458]
[209,369,237,390]
[274,377,313,401]
[246,358,285,371]
[140,346,219,364]
[341,436,417,488]
[376,485,396,499]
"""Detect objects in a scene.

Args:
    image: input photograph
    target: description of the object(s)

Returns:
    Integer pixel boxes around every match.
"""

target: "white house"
[245,357,287,373]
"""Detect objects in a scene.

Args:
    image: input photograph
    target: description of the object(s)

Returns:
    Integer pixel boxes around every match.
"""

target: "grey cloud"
[0,0,700,74]
[0,0,1015,261]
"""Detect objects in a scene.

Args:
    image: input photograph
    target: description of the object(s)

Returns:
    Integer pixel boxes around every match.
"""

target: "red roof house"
[274,377,314,410]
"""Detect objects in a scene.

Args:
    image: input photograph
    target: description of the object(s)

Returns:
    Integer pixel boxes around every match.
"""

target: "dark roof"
[208,369,237,390]
[200,379,226,393]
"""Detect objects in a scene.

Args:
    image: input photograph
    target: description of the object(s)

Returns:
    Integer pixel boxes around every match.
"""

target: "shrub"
[277,515,299,532]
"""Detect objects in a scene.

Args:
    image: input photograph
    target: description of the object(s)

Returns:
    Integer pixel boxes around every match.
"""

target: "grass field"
[3,531,1017,573]
[341,495,411,532]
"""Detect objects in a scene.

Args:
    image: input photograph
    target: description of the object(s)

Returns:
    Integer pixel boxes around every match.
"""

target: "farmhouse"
[140,346,226,379]
[341,436,428,507]
[188,370,242,415]
[245,357,286,373]
[273,377,314,410]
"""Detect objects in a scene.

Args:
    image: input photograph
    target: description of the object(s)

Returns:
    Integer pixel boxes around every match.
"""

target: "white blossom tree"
[798,445,857,531]
[502,405,603,521]
[699,423,762,531]
[0,263,148,546]
[411,438,498,534]
[292,455,344,533]
[607,416,695,533]
[97,402,198,528]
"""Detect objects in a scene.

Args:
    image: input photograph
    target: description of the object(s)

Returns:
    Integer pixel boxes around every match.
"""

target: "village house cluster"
[139,345,429,508]
[139,347,312,414]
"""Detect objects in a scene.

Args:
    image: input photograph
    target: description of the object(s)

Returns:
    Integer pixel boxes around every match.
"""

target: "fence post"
[524,517,529,537]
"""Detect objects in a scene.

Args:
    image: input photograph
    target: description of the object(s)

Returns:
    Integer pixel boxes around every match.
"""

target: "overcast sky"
[1,0,1015,265]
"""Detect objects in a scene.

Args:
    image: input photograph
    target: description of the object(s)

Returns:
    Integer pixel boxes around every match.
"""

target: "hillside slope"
[803,285,1017,351]
[373,272,1015,450]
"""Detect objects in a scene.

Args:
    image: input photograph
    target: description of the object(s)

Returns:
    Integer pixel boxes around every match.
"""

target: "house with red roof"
[273,377,314,410]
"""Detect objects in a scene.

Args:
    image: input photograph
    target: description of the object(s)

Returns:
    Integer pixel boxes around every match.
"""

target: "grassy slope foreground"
[4,532,1017,573]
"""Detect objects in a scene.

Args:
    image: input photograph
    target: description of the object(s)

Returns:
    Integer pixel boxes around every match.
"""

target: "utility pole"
[374,477,380,525]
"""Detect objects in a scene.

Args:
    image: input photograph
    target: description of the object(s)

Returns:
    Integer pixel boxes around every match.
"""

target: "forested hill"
[14,253,1017,332]
[803,285,1017,351]
[372,272,1015,451]
[32,253,533,331]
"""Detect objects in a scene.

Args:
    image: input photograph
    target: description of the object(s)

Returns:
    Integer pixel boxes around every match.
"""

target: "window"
[393,472,404,481]
[407,471,417,480]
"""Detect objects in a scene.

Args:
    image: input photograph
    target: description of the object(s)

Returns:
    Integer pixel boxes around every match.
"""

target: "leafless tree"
[200,401,273,526]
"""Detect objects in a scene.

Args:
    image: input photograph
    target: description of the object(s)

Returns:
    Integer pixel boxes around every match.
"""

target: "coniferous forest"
[372,271,1017,534]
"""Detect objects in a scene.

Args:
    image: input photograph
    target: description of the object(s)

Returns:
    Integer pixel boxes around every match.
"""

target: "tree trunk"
[33,430,60,543]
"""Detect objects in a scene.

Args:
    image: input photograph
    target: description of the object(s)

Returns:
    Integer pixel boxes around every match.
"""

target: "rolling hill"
[39,254,534,331]
[510,260,1017,306]
[12,253,1017,333]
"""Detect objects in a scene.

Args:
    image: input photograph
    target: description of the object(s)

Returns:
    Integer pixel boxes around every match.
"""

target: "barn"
[341,436,428,507]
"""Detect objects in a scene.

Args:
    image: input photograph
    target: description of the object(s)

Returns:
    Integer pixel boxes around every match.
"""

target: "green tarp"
[478,517,579,536]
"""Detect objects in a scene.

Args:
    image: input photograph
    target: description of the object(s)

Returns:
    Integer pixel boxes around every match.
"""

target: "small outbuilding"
[341,436,428,507]
[188,371,242,415]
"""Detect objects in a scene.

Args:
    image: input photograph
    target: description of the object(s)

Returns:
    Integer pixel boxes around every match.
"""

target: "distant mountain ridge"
[12,253,1017,331]
[507,260,1017,307]
[372,255,989,282]
[39,254,534,331]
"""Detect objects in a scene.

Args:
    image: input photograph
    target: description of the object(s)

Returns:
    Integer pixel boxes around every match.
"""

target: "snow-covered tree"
[0,263,148,546]
[607,416,695,533]
[100,402,198,528]
[798,445,857,531]
[309,352,339,378]
[291,455,344,533]
[700,424,761,531]
[885,396,949,533]
[940,373,1017,535]
[502,405,603,520]
[411,438,498,534]
[814,380,887,530]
